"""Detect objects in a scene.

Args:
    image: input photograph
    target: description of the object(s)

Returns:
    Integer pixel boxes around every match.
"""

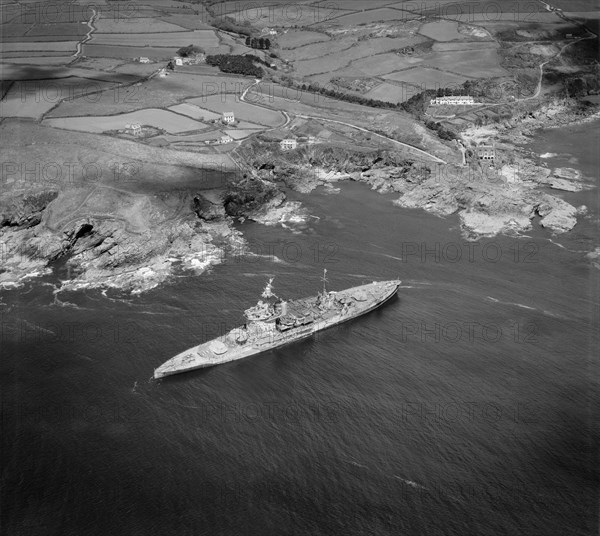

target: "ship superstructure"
[154,271,400,378]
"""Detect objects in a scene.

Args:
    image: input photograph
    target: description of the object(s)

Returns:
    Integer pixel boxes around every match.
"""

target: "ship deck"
[154,280,401,378]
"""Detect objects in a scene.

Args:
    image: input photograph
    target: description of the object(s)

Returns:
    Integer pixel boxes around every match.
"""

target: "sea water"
[1,125,598,535]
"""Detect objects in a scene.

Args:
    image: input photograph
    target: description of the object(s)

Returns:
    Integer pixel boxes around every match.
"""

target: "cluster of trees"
[424,120,458,141]
[205,54,264,78]
[244,54,271,67]
[293,80,399,109]
[245,36,271,50]
[401,90,438,116]
[208,15,253,37]
[176,44,204,57]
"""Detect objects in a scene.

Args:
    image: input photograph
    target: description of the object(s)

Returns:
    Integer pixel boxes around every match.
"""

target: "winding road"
[72,8,98,60]
[522,0,599,101]
[240,79,446,164]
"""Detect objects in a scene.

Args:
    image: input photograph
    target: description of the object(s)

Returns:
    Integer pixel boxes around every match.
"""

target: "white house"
[220,135,233,144]
[476,143,495,160]
[222,112,235,124]
[138,57,150,63]
[126,123,142,136]
[430,96,475,106]
[280,139,297,150]
[174,57,183,66]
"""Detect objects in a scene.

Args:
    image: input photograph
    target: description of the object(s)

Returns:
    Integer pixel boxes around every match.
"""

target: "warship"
[154,271,400,378]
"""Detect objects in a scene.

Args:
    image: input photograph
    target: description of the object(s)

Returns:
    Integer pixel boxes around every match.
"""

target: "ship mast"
[321,269,328,295]
[262,277,277,300]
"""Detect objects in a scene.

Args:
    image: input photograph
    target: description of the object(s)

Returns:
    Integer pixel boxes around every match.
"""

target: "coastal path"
[240,79,446,164]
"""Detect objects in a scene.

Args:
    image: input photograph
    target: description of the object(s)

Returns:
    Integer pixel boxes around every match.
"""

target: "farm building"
[126,123,142,136]
[174,57,183,66]
[220,135,233,144]
[280,139,297,151]
[138,57,150,63]
[430,96,475,106]
[222,112,235,124]
[476,143,495,160]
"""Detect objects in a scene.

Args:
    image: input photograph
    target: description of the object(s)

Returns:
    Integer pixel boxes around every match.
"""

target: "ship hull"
[154,280,400,379]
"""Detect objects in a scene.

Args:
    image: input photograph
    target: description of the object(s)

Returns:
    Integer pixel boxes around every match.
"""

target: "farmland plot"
[22,23,88,38]
[282,38,355,62]
[467,12,562,23]
[209,0,317,16]
[83,44,179,60]
[158,14,213,30]
[91,30,219,48]
[0,64,126,81]
[0,4,19,24]
[293,37,427,76]
[169,103,223,121]
[365,82,411,104]
[0,23,38,38]
[0,56,73,66]
[1,78,119,119]
[226,5,347,27]
[187,95,285,126]
[278,30,330,49]
[48,73,251,117]
[94,17,191,33]
[224,129,261,140]
[384,66,474,89]
[419,20,464,41]
[11,5,92,23]
[423,49,508,77]
[96,8,166,19]
[433,41,499,51]
[162,131,224,143]
[2,50,75,58]
[325,8,419,26]
[345,52,422,77]
[43,109,208,134]
[1,41,79,53]
[313,0,397,9]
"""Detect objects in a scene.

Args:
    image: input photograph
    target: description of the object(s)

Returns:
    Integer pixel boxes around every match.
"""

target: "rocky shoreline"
[2,102,597,293]
[233,102,598,241]
[0,185,244,294]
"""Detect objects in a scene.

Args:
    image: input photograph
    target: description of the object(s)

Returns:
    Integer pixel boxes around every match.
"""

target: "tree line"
[245,37,271,50]
[205,54,264,78]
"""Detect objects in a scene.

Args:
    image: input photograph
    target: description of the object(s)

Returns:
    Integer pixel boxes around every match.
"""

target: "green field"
[345,52,419,77]
[423,49,508,78]
[325,7,419,26]
[278,30,330,49]
[1,78,119,119]
[1,41,78,52]
[188,95,285,126]
[0,56,74,66]
[364,82,411,104]
[432,42,499,51]
[419,20,464,41]
[94,18,191,34]
[226,5,347,27]
[83,44,179,60]
[47,73,252,117]
[384,66,474,89]
[91,30,219,48]
[169,103,222,121]
[43,109,209,134]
